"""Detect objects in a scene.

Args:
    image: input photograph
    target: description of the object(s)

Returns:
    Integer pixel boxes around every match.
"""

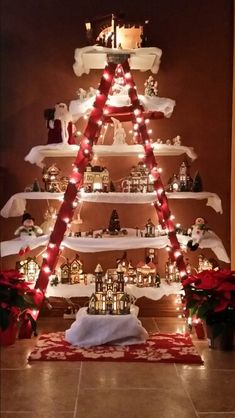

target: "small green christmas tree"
[32,178,41,192]
[192,171,203,192]
[110,181,116,192]
[108,209,120,234]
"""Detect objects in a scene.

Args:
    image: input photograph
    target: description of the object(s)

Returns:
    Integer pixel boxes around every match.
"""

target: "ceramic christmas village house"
[16,257,40,283]
[60,255,85,284]
[121,161,154,193]
[42,164,69,193]
[88,264,131,315]
[83,164,110,192]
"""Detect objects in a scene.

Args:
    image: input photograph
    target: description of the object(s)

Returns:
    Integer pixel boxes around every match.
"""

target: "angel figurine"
[111,117,127,146]
[40,206,57,235]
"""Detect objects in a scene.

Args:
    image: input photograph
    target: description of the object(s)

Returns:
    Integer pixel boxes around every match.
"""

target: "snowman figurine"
[15,213,43,240]
[187,217,208,251]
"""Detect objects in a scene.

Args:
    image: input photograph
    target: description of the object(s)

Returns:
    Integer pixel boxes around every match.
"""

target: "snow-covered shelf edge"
[73,46,162,77]
[0,190,222,218]
[0,229,230,263]
[24,143,197,168]
[46,280,182,301]
[69,94,175,122]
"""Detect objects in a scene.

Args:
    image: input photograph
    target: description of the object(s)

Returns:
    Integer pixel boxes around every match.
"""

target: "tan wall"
[0,0,233,276]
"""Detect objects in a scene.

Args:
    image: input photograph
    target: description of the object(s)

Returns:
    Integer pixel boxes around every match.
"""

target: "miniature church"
[88,264,131,314]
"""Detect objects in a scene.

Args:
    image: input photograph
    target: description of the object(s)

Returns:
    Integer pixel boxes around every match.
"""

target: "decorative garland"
[19,59,186,337]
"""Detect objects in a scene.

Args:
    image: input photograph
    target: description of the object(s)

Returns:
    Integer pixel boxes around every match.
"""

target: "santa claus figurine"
[187,217,208,251]
[14,213,43,239]
[44,102,76,145]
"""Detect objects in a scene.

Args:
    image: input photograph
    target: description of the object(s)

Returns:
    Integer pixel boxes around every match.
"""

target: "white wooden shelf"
[0,228,230,263]
[24,143,197,168]
[0,190,222,218]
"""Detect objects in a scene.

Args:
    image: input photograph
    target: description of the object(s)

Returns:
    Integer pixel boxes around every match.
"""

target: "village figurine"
[44,102,76,145]
[14,213,43,239]
[187,217,208,251]
[111,117,127,145]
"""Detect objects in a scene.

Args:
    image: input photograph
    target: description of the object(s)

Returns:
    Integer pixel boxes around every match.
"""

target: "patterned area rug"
[28,332,203,364]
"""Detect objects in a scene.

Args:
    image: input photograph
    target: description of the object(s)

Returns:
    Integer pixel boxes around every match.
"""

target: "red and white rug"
[28,332,203,364]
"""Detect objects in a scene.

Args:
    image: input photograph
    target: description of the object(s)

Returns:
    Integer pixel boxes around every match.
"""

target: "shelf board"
[0,229,230,263]
[0,190,222,218]
[24,143,197,168]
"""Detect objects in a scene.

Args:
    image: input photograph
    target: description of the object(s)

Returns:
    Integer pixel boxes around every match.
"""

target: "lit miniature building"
[136,261,160,287]
[178,160,193,192]
[16,257,40,283]
[83,164,109,192]
[165,258,180,282]
[122,162,154,193]
[145,218,155,237]
[88,264,131,315]
[198,254,213,272]
[85,13,148,49]
[42,164,69,192]
[60,255,85,284]
[167,161,193,192]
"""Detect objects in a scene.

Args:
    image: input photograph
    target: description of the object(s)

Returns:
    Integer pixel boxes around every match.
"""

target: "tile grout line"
[152,317,160,332]
[174,363,199,418]
[73,362,83,418]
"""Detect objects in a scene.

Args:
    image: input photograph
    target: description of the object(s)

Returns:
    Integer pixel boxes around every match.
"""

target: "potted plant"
[0,270,42,346]
[182,269,235,350]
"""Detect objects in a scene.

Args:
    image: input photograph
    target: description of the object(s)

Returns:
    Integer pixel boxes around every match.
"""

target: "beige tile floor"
[1,317,235,418]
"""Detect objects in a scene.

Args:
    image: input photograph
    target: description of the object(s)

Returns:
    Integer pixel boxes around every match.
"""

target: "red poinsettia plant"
[0,270,43,334]
[182,269,235,337]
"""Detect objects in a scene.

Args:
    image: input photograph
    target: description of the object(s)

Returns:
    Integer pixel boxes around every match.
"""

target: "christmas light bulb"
[72,201,78,208]
[134,108,141,116]
[145,119,150,124]
[97,120,102,126]
[136,117,143,124]
[148,129,153,134]
[42,252,48,259]
[103,109,109,115]
[174,250,181,258]
[129,130,133,134]
[84,149,89,155]
[63,217,70,224]
[103,72,109,80]
[166,246,171,252]
[73,167,79,173]
[158,167,163,173]
[125,72,131,79]
[70,178,77,184]
[43,266,51,274]
[134,124,139,130]
[157,188,163,195]
[49,243,55,249]
[180,271,187,278]
[76,131,82,136]
[170,214,175,220]
[138,153,145,159]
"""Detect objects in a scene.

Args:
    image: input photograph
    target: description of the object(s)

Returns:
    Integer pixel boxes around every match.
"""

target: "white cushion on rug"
[65,307,148,347]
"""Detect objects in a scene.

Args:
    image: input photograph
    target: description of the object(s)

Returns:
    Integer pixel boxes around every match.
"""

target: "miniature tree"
[108,209,121,234]
[110,181,116,192]
[192,171,203,192]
